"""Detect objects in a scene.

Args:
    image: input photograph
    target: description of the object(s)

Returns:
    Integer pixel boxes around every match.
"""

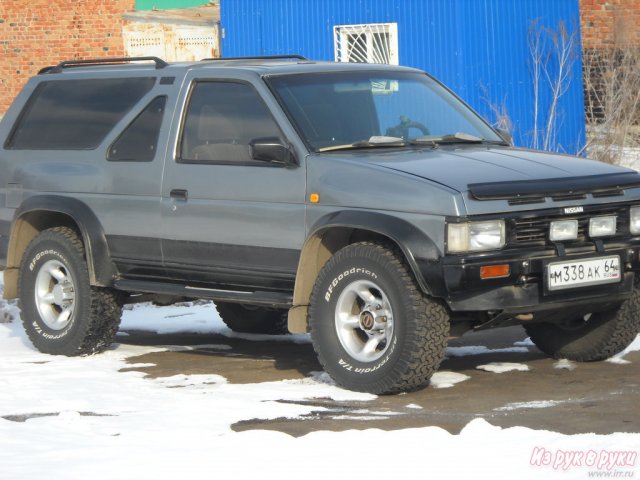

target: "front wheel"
[18,227,123,356]
[525,288,640,361]
[309,242,450,394]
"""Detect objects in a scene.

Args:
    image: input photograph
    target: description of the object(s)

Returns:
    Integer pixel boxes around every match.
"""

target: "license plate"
[547,256,621,291]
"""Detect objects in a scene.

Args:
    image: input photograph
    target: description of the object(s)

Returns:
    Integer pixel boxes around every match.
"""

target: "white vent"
[334,23,399,65]
[123,24,219,62]
[173,27,219,61]
[122,30,165,59]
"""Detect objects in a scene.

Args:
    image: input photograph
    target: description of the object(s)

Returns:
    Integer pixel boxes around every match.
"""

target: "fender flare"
[288,210,444,333]
[9,195,116,287]
[309,210,443,293]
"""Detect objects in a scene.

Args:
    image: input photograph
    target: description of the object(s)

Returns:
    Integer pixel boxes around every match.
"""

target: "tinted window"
[180,82,282,163]
[108,96,167,162]
[6,77,156,150]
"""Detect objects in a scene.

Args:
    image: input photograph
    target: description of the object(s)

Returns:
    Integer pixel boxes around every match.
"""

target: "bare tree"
[582,44,640,164]
[528,20,579,152]
[479,83,513,134]
[483,19,637,160]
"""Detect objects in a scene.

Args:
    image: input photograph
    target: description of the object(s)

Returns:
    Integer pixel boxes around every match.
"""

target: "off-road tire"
[524,288,640,361]
[308,242,450,394]
[216,302,289,334]
[18,227,123,355]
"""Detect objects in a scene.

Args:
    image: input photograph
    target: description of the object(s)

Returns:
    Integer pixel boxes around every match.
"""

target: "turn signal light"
[480,264,511,279]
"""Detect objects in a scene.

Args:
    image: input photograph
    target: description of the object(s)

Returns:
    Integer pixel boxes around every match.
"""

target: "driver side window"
[180,81,282,163]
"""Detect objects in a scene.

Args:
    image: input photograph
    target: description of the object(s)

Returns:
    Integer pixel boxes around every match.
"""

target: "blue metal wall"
[221,0,586,154]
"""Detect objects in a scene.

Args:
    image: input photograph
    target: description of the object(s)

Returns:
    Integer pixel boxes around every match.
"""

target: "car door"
[160,76,306,291]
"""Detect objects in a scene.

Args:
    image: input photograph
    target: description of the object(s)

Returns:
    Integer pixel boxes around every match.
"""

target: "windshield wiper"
[411,132,484,145]
[318,136,407,152]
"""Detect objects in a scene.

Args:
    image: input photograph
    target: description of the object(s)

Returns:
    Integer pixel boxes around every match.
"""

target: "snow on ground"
[554,359,577,370]
[514,337,535,347]
[446,345,529,357]
[494,400,566,412]
[429,371,471,389]
[618,147,640,171]
[607,335,640,365]
[1,274,640,479]
[476,362,530,373]
[121,302,311,343]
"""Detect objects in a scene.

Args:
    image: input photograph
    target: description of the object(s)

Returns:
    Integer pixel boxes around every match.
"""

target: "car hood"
[368,146,637,194]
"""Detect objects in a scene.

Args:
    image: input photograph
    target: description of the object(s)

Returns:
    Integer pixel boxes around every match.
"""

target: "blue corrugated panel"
[221,0,585,154]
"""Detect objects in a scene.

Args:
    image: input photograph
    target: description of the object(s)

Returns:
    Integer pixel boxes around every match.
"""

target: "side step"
[114,279,293,308]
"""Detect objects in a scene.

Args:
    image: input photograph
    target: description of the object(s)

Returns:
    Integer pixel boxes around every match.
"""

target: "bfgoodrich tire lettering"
[18,227,123,355]
[525,287,640,361]
[309,242,450,394]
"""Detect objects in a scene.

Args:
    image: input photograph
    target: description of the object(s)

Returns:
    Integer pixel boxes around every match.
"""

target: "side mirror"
[250,137,296,166]
[496,128,513,145]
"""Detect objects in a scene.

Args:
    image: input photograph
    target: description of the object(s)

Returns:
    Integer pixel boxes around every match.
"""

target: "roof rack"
[39,56,169,75]
[200,55,307,61]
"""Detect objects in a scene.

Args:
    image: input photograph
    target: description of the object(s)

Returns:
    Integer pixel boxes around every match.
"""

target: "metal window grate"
[334,23,399,65]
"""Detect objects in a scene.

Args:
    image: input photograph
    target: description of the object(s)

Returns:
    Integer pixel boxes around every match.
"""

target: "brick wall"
[580,0,640,48]
[580,1,640,125]
[0,0,135,114]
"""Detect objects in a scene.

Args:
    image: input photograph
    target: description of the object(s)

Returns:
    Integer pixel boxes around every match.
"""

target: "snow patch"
[153,374,228,388]
[618,147,640,170]
[495,400,564,412]
[514,337,534,347]
[476,362,530,373]
[332,409,403,420]
[554,359,577,370]
[120,302,224,334]
[124,363,157,369]
[430,371,471,388]
[446,345,529,357]
[163,344,233,352]
[606,356,632,365]
[0,283,19,324]
[606,334,640,364]
[120,301,312,344]
[332,415,388,421]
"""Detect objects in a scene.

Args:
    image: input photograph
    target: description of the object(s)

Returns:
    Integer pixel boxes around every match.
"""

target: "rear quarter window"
[5,77,156,150]
[107,96,167,162]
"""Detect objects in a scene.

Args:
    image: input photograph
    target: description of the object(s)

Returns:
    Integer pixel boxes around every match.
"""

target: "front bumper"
[440,242,640,313]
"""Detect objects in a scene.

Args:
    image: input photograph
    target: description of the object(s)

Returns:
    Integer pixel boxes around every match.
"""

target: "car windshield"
[267,71,504,152]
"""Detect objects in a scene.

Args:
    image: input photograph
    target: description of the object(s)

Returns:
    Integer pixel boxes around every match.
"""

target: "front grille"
[509,205,631,247]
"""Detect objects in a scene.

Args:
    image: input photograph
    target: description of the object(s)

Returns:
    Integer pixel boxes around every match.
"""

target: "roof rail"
[200,55,307,61]
[39,56,169,74]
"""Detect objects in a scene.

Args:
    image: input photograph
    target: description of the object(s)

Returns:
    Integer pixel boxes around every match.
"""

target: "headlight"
[447,220,505,253]
[549,219,578,242]
[631,206,640,235]
[589,216,616,237]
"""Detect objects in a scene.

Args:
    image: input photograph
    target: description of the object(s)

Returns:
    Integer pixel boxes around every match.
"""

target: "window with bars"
[333,23,399,65]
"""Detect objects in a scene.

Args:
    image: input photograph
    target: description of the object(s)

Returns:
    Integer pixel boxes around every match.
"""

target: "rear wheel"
[308,242,449,394]
[216,302,289,334]
[525,289,640,361]
[18,227,123,355]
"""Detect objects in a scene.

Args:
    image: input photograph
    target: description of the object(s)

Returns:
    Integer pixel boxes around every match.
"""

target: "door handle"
[170,189,188,201]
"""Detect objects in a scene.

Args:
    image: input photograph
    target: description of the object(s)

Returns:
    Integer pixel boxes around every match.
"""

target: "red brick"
[0,0,135,114]
[580,0,640,49]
